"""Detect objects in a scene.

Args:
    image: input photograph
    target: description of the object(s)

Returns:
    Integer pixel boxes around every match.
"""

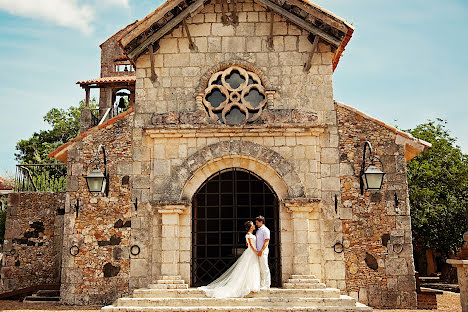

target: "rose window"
[201,66,268,125]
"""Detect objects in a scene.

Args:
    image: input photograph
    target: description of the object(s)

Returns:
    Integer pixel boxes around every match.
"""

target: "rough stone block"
[153,159,171,176]
[321,177,341,191]
[325,261,346,280]
[386,258,409,276]
[190,23,212,36]
[164,54,190,67]
[222,37,245,52]
[130,258,148,277]
[212,24,235,36]
[321,147,339,164]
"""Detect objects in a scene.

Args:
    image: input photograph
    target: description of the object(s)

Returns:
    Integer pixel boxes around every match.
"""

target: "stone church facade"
[1,0,431,309]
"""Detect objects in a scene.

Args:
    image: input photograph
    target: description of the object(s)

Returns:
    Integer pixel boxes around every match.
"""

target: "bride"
[199,221,260,298]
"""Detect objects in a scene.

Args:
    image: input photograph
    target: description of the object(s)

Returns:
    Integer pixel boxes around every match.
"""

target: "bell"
[118,97,126,109]
[124,66,128,72]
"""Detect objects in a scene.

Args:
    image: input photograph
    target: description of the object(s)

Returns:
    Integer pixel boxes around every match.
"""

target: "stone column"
[447,259,468,312]
[158,204,188,277]
[284,199,320,276]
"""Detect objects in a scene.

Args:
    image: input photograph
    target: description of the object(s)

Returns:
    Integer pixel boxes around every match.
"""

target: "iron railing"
[15,164,67,192]
[91,108,100,127]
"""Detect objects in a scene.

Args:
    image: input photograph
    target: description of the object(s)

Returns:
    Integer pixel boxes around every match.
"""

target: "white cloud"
[99,0,130,8]
[0,0,95,34]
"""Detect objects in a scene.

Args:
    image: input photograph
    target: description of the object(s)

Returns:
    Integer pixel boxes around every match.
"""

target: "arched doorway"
[191,168,281,287]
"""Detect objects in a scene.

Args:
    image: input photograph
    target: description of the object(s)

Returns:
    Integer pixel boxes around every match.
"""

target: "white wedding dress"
[199,233,261,298]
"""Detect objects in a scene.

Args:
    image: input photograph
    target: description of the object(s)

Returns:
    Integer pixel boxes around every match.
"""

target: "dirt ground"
[0,292,461,312]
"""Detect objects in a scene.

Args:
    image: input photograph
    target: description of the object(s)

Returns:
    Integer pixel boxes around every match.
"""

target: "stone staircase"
[23,289,61,303]
[102,275,372,311]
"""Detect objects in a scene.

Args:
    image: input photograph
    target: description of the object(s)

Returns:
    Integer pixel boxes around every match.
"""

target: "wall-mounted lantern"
[84,144,109,196]
[360,141,385,195]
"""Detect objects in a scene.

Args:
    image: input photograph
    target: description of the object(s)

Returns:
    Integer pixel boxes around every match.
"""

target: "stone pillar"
[447,259,468,312]
[284,199,320,276]
[158,204,188,277]
[79,108,92,134]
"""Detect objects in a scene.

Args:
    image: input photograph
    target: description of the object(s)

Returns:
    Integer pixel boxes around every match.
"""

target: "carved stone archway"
[160,140,305,202]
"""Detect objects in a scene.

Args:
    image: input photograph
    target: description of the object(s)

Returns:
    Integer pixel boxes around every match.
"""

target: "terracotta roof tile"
[76,76,136,86]
[0,177,13,190]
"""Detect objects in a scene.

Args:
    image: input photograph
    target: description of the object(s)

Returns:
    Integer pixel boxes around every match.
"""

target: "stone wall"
[336,103,417,308]
[62,113,134,305]
[1,192,64,292]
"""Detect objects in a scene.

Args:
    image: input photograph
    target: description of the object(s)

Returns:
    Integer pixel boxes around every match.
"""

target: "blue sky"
[0,0,467,176]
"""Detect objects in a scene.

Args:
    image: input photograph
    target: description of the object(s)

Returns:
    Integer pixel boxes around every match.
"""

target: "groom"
[255,215,271,289]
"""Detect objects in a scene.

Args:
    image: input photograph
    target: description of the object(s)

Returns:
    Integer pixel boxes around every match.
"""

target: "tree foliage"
[15,99,96,164]
[407,119,468,256]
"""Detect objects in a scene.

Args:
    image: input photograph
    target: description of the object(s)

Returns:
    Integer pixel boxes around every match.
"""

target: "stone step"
[148,284,189,289]
[155,280,185,284]
[103,304,372,311]
[132,288,341,299]
[290,275,317,279]
[114,296,358,308]
[283,282,326,289]
[23,296,61,303]
[160,276,182,280]
[286,278,322,284]
[36,290,60,297]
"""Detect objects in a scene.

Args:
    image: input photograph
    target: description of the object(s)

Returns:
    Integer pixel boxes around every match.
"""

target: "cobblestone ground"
[374,291,462,312]
[0,292,461,311]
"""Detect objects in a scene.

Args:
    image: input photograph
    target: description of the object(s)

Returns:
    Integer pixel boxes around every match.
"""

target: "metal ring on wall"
[130,245,141,256]
[70,244,80,256]
[392,244,403,254]
[333,242,344,253]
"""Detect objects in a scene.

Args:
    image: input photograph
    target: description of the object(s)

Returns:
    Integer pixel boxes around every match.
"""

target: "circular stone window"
[202,66,267,125]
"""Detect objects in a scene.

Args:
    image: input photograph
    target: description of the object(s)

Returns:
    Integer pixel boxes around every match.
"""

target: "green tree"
[407,119,468,257]
[15,99,97,164]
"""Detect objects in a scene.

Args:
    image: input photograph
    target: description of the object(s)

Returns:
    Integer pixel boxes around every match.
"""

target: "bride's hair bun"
[244,221,253,231]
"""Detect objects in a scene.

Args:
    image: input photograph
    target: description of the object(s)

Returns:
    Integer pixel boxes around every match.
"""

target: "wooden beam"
[283,0,349,33]
[183,19,198,51]
[128,0,205,60]
[303,34,319,72]
[221,0,229,25]
[267,10,274,50]
[149,44,158,83]
[255,0,341,47]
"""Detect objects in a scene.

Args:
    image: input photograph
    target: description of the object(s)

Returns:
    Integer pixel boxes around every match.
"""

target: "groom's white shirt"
[255,225,270,252]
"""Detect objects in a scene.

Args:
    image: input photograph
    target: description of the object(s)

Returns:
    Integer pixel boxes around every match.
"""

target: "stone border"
[160,140,304,201]
[195,61,271,94]
[182,155,288,200]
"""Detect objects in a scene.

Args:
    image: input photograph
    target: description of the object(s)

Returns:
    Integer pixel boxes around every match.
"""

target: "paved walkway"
[0,292,461,311]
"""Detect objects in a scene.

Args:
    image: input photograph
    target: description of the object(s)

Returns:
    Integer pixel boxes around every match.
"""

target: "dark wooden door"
[191,168,281,287]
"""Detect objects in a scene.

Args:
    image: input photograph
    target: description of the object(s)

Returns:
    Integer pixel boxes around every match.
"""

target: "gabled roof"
[117,0,354,70]
[335,101,431,162]
[48,108,134,163]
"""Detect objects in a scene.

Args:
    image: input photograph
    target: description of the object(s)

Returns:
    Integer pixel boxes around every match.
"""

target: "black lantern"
[84,145,109,196]
[360,141,385,195]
